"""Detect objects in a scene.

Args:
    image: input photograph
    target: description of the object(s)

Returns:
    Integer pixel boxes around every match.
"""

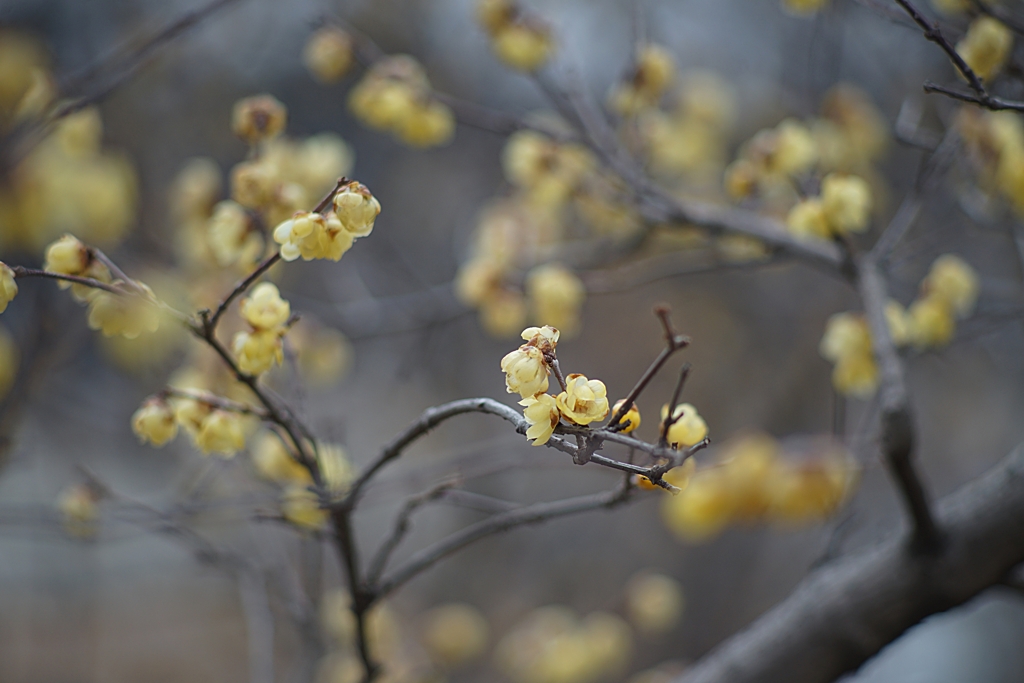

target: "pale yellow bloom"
[456,258,503,306]
[724,159,760,200]
[625,572,684,634]
[230,160,277,209]
[0,262,17,313]
[251,432,312,486]
[422,603,490,667]
[396,100,456,148]
[520,393,560,445]
[767,453,857,524]
[332,181,381,237]
[87,287,161,339]
[480,289,528,338]
[55,107,102,159]
[885,300,912,348]
[170,157,222,223]
[923,253,979,318]
[832,351,879,398]
[786,198,830,240]
[349,78,417,131]
[821,173,872,233]
[44,234,89,278]
[662,403,708,448]
[240,282,290,330]
[281,484,327,530]
[232,94,287,144]
[233,327,285,375]
[957,17,1013,81]
[319,442,354,494]
[908,295,956,349]
[556,373,610,425]
[819,312,872,362]
[661,468,734,542]
[608,43,676,115]
[303,26,353,84]
[131,397,178,446]
[611,399,641,433]
[782,0,829,15]
[521,324,560,348]
[0,326,17,399]
[526,263,586,336]
[492,22,553,72]
[500,344,549,398]
[195,409,245,456]
[719,433,780,521]
[172,397,211,436]
[208,200,261,268]
[772,119,818,177]
[57,484,99,539]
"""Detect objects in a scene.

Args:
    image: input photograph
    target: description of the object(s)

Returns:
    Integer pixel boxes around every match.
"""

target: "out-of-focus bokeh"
[0,0,1023,681]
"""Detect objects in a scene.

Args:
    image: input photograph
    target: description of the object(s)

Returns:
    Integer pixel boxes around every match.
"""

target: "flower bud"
[232,94,287,144]
[131,397,178,446]
[333,181,381,237]
[611,399,641,433]
[0,263,17,314]
[662,403,707,448]
[303,26,353,83]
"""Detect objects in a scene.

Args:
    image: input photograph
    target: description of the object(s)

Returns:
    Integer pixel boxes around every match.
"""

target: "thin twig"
[9,266,122,294]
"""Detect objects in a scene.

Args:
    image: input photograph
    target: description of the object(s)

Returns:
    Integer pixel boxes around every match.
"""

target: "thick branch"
[675,443,1024,683]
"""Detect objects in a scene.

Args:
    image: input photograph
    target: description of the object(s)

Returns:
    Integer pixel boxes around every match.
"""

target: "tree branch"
[675,442,1024,683]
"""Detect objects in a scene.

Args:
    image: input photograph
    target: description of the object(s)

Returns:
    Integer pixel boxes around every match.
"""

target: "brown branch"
[921,81,1024,111]
[374,482,634,599]
[9,266,122,294]
[675,442,1024,683]
[159,387,270,419]
[858,257,941,550]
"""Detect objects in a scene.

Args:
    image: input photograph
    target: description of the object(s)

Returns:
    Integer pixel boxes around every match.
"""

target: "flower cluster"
[475,0,554,72]
[660,433,858,542]
[786,173,873,239]
[272,181,379,261]
[820,254,979,397]
[348,55,455,148]
[607,44,675,116]
[231,282,290,375]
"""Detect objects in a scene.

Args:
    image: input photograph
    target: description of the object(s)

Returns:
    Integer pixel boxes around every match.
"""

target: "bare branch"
[675,443,1024,683]
[9,266,122,294]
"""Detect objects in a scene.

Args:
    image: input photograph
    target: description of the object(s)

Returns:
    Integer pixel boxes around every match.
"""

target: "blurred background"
[0,0,1023,681]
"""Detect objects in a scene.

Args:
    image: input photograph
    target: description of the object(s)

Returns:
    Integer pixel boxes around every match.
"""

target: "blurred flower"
[625,572,684,634]
[57,484,99,539]
[908,295,956,350]
[240,282,290,330]
[233,327,285,375]
[922,253,979,318]
[131,397,178,446]
[0,263,17,313]
[957,17,1012,82]
[281,484,326,530]
[821,173,872,234]
[421,603,490,667]
[526,263,585,336]
[195,409,245,456]
[304,26,353,83]
[232,94,287,145]
[251,431,312,486]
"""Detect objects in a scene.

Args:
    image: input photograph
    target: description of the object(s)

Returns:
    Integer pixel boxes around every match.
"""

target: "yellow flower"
[231,94,287,145]
[624,572,684,634]
[319,442,354,494]
[131,397,178,446]
[0,262,17,313]
[556,373,610,425]
[56,107,103,159]
[526,263,586,336]
[252,432,312,485]
[781,0,829,15]
[476,0,514,35]
[480,289,528,338]
[819,311,872,362]
[719,433,779,521]
[396,100,456,148]
[57,484,99,539]
[724,158,760,200]
[772,119,818,176]
[786,198,830,240]
[767,453,857,524]
[273,211,324,262]
[44,234,89,278]
[500,344,549,398]
[240,282,290,330]
[923,254,979,318]
[233,327,285,375]
[661,468,734,542]
[492,22,553,72]
[208,200,261,268]
[87,287,161,339]
[230,160,277,209]
[885,299,912,348]
[832,351,879,398]
[611,399,641,433]
[455,258,503,306]
[821,173,872,234]
[170,157,222,222]
[662,403,708,448]
[0,326,18,399]
[195,409,246,456]
[608,43,676,115]
[421,603,490,667]
[303,26,353,83]
[520,393,560,446]
[332,181,381,237]
[521,324,560,349]
[172,397,211,435]
[281,484,327,530]
[907,295,956,349]
[957,17,1013,81]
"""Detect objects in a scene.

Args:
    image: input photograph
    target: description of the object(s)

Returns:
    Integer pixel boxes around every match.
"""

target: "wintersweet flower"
[131,397,178,446]
[233,327,285,375]
[332,181,381,237]
[240,283,290,330]
[821,173,872,234]
[908,295,955,349]
[303,26,353,84]
[819,312,872,362]
[232,94,287,145]
[520,393,560,445]
[195,409,245,456]
[44,234,89,279]
[500,344,549,398]
[87,287,161,339]
[831,351,879,398]
[0,263,17,314]
[281,484,327,530]
[957,17,1012,82]
[923,254,979,318]
[556,374,610,425]
[611,399,641,433]
[662,403,708,448]
[273,211,326,262]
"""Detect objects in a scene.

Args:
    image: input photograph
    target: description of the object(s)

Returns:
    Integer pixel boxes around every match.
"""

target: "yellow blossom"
[719,433,780,520]
[520,393,560,445]
[556,373,610,425]
[57,484,99,539]
[195,409,246,456]
[319,442,354,494]
[481,288,528,338]
[500,344,549,398]
[786,198,830,239]
[611,399,641,433]
[772,119,818,177]
[782,0,829,15]
[885,300,912,348]
[56,107,103,159]
[240,282,290,330]
[232,94,287,145]
[957,17,1013,82]
[87,287,161,339]
[0,262,17,313]
[303,26,353,83]
[170,157,222,223]
[767,453,857,524]
[819,312,872,362]
[492,22,553,72]
[821,173,872,233]
[233,327,285,375]
[456,258,503,307]
[624,572,684,634]
[131,397,178,446]
[477,0,514,34]
[172,397,211,435]
[0,326,18,399]
[608,43,676,115]
[251,431,312,486]
[208,200,261,268]
[661,468,734,542]
[422,603,490,667]
[44,234,89,279]
[230,160,277,209]
[908,295,956,349]
[396,100,456,148]
[923,254,979,318]
[662,403,708,448]
[281,484,327,530]
[332,181,381,237]
[526,263,586,336]
[832,351,879,398]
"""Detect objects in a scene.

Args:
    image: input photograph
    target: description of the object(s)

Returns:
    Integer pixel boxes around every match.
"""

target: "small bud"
[611,399,641,433]
[303,27,353,84]
[232,94,287,145]
[662,403,707,448]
